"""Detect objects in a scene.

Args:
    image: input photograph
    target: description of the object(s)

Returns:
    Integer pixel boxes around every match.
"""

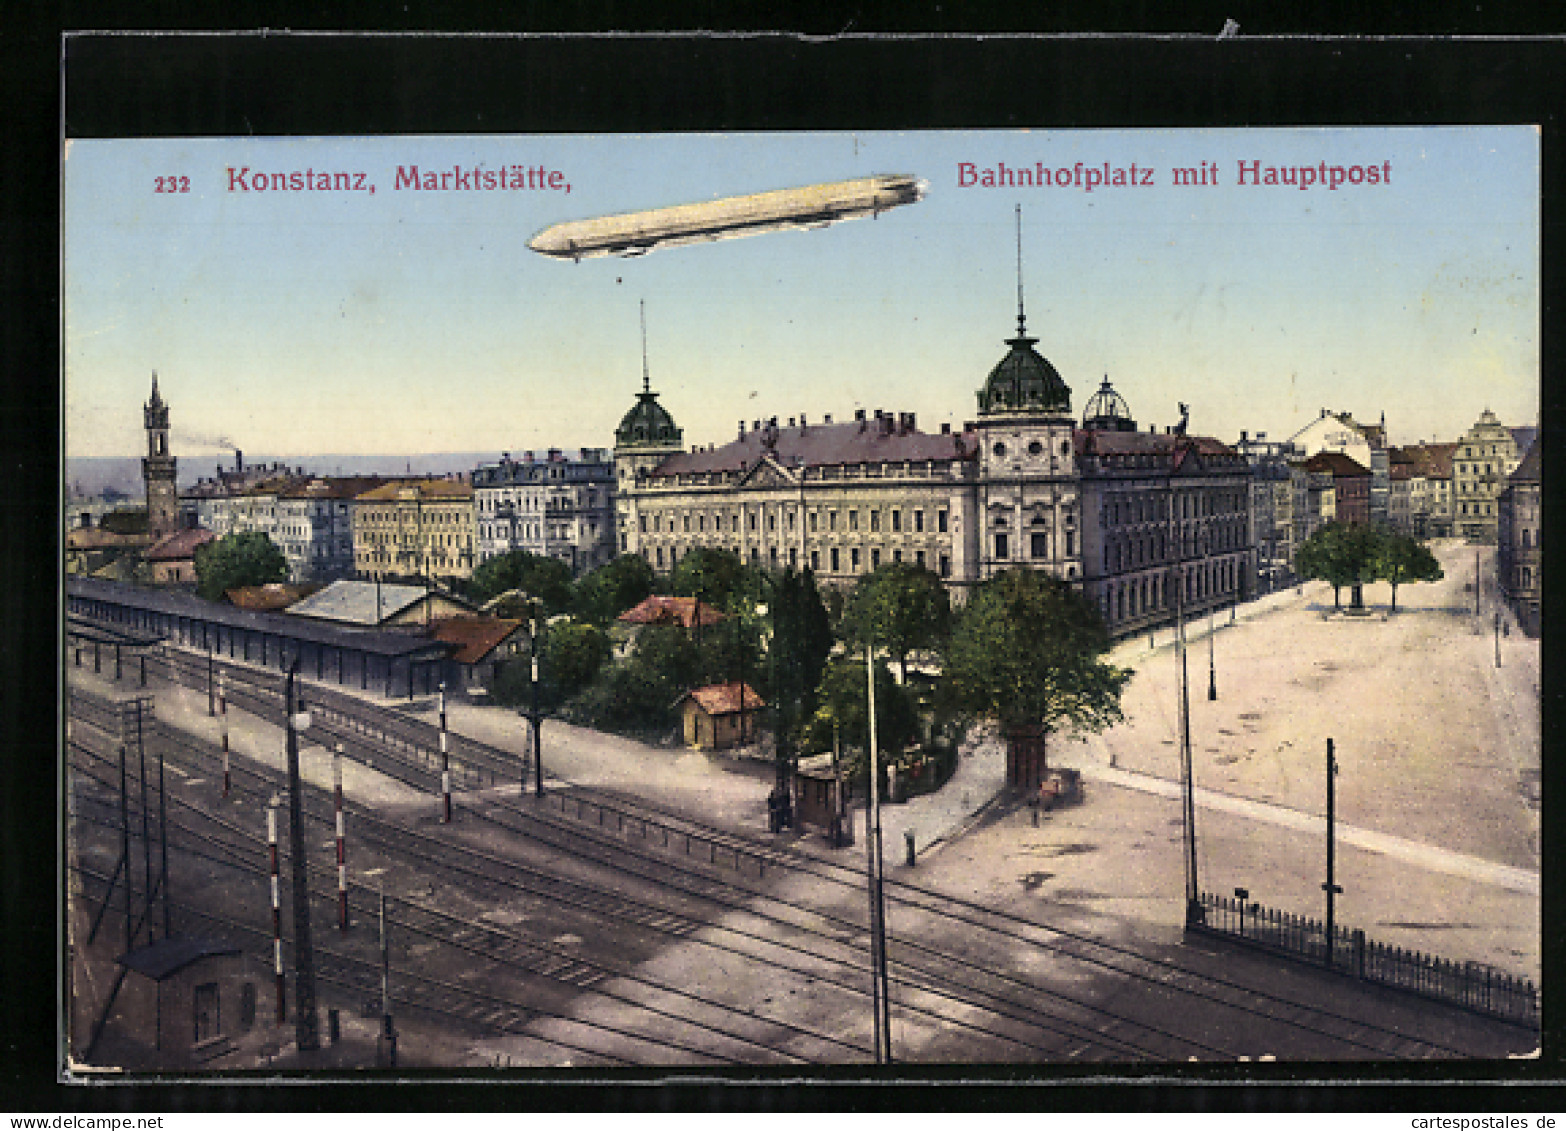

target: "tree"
[573,554,655,626]
[572,623,701,736]
[1294,522,1382,610]
[194,531,288,601]
[540,622,612,704]
[940,569,1129,773]
[667,547,764,614]
[839,562,952,682]
[1375,533,1444,612]
[767,568,834,741]
[467,550,574,612]
[801,652,921,771]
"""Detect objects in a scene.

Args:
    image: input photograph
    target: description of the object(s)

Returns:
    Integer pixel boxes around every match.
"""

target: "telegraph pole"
[334,744,348,932]
[1172,489,1202,929]
[865,643,892,1063]
[1323,737,1342,968]
[284,659,320,1051]
[524,610,545,797]
[378,887,397,1067]
[438,682,451,823]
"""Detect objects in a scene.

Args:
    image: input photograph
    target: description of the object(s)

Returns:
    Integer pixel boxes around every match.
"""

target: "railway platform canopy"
[66,576,451,698]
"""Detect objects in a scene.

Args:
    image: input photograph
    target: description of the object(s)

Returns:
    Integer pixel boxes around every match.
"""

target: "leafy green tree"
[1375,532,1444,612]
[1294,522,1383,610]
[667,547,766,614]
[573,554,656,626]
[940,569,1129,771]
[467,550,574,612]
[195,531,288,601]
[767,567,835,740]
[839,562,952,682]
[801,652,921,767]
[572,622,702,735]
[541,622,612,703]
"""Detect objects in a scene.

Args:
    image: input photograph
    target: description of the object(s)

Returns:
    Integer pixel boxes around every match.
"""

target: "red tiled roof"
[66,526,151,551]
[226,583,321,611]
[1303,451,1370,477]
[1390,442,1457,480]
[427,616,527,664]
[617,595,726,628]
[144,527,217,562]
[648,416,978,478]
[679,681,765,716]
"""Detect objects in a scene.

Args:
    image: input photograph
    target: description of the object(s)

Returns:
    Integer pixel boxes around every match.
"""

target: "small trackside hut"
[676,681,764,752]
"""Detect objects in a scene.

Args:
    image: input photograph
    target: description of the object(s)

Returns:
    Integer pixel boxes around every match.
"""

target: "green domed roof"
[977,324,1071,416]
[615,389,683,450]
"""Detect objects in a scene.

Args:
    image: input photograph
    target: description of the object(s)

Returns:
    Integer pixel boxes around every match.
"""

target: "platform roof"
[67,576,450,659]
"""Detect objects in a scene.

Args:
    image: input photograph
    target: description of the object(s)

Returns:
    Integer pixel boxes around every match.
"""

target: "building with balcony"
[471,448,615,575]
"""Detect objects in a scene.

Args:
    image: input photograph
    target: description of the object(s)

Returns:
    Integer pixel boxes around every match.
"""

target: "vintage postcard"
[62,124,1540,1076]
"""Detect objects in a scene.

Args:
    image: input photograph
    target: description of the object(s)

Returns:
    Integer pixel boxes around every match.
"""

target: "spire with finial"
[1015,203,1026,339]
[640,299,651,395]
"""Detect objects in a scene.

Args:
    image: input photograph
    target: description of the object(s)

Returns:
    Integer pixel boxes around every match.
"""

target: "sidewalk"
[868,726,1008,866]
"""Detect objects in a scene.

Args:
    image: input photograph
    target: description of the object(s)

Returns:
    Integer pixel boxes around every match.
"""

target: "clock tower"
[142,372,179,539]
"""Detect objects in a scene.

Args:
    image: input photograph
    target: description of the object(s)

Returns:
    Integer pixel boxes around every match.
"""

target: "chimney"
[788,417,796,428]
[799,413,807,428]
[235,450,244,471]
[940,422,952,435]
[854,409,866,422]
[1240,430,1248,444]
[824,414,833,424]
[753,420,761,432]
[738,420,746,437]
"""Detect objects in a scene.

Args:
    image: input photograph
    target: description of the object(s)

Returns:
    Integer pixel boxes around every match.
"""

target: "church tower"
[971,208,1082,583]
[142,372,179,539]
[612,304,685,557]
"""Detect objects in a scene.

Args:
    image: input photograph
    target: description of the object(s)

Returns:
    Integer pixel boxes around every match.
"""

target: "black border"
[7,16,1564,1113]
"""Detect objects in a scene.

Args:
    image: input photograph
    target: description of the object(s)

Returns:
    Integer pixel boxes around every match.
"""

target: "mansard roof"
[1389,442,1457,480]
[1510,439,1540,484]
[1303,450,1371,478]
[645,413,978,478]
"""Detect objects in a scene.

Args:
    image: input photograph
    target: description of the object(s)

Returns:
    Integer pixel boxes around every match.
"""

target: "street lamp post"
[1207,597,1218,702]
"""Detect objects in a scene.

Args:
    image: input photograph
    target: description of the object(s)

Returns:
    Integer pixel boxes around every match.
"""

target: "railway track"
[67,701,864,1065]
[72,650,1533,1062]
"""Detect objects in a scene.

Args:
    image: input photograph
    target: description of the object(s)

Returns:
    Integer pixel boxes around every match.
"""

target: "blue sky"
[64,127,1538,461]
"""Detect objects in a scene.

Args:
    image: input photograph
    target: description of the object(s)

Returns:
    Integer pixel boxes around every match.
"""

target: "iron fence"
[1194,892,1538,1027]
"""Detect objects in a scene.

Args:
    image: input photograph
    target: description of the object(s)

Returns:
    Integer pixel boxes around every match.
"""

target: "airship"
[527,174,925,262]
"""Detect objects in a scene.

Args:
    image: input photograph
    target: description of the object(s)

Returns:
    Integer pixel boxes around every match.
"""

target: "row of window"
[1100,488,1247,527]
[644,541,952,578]
[1101,557,1239,623]
[475,491,602,512]
[993,531,1076,560]
[638,505,950,537]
